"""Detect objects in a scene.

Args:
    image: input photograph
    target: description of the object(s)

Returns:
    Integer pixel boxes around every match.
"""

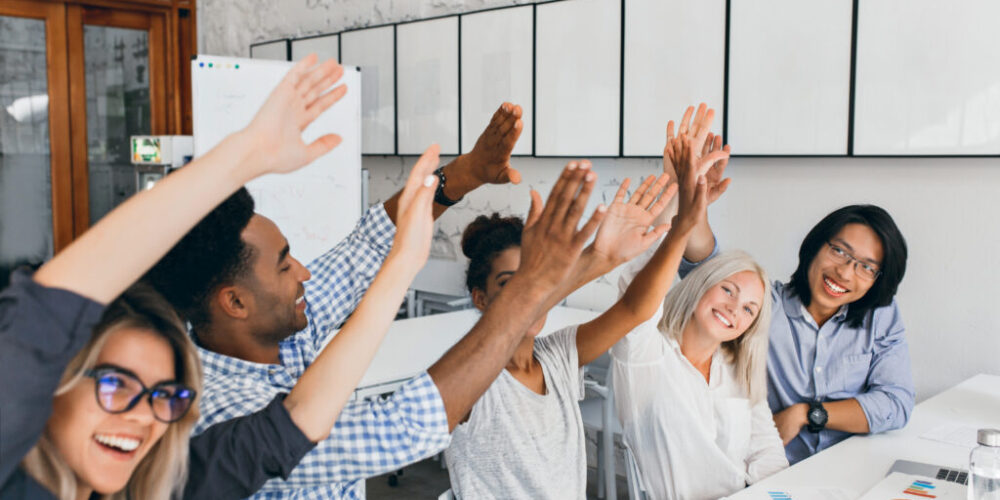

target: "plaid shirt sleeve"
[303,204,396,351]
[254,372,451,492]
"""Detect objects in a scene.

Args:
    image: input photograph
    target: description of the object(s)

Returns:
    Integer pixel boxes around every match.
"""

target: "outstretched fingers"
[648,182,678,220]
[613,178,631,205]
[561,162,596,228]
[399,144,442,208]
[303,134,343,164]
[300,84,347,130]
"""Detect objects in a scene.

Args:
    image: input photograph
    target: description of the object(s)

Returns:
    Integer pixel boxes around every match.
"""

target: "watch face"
[809,408,823,423]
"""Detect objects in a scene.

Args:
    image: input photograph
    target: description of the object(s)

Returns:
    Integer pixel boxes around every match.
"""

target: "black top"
[0,270,315,499]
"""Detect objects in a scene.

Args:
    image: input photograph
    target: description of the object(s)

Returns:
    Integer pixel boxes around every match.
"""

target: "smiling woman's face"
[689,270,764,344]
[45,327,174,495]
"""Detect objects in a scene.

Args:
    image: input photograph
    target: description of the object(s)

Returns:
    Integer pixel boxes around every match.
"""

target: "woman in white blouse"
[611,249,790,499]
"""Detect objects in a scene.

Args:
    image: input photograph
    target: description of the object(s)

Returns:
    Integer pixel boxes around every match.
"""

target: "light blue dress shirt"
[681,241,915,464]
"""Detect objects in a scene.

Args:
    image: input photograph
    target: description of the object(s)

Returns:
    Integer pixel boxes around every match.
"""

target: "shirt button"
[815,366,823,374]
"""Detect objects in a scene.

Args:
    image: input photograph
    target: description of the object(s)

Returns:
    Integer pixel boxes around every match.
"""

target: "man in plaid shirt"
[149,104,623,499]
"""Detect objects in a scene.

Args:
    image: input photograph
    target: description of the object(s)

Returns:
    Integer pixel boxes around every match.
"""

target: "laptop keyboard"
[936,468,969,485]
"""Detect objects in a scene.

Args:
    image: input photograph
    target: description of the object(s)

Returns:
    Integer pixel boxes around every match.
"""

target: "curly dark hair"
[145,187,256,330]
[461,213,524,293]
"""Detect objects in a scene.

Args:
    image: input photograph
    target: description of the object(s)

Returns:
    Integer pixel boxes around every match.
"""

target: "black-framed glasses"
[825,241,881,280]
[84,365,196,423]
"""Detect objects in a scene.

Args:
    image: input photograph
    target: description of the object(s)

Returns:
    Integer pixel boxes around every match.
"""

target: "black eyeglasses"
[825,241,881,280]
[84,365,196,423]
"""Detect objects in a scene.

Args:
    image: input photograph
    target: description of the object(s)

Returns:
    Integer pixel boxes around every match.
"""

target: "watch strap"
[433,166,462,207]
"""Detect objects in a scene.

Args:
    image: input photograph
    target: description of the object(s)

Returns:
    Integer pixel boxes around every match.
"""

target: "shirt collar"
[665,332,726,388]
[781,285,849,323]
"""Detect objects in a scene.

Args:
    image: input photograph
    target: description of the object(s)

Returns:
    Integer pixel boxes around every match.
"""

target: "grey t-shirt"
[445,325,586,500]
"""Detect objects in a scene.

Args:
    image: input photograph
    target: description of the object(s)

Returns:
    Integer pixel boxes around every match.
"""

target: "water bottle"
[970,429,1000,500]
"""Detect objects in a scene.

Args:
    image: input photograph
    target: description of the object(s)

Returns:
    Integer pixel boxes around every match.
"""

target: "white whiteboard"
[460,6,533,156]
[191,55,362,265]
[291,34,339,62]
[340,26,396,155]
[536,0,621,156]
[854,0,1000,155]
[728,0,851,155]
[250,40,288,61]
[623,0,725,156]
[396,17,459,155]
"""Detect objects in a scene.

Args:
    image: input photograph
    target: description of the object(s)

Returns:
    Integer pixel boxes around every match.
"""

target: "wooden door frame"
[0,1,75,252]
[67,4,169,234]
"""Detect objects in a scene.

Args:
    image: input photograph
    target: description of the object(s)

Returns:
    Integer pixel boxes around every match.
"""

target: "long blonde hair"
[657,250,772,403]
[21,283,202,500]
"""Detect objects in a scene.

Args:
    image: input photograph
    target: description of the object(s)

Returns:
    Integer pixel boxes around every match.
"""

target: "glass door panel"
[83,25,151,223]
[0,15,54,283]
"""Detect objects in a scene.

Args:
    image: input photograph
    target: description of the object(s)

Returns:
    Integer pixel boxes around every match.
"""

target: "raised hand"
[663,103,731,205]
[590,174,676,267]
[467,102,524,185]
[387,145,441,266]
[243,53,348,177]
[700,133,732,204]
[672,137,716,234]
[518,161,607,292]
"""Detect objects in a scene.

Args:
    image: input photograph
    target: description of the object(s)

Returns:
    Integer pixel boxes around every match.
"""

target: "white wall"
[198,0,1000,400]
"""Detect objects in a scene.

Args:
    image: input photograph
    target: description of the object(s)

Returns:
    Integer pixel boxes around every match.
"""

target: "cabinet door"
[68,6,169,230]
[0,1,72,284]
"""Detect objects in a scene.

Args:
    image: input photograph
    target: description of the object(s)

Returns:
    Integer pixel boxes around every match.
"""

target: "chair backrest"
[438,488,456,500]
[623,440,647,500]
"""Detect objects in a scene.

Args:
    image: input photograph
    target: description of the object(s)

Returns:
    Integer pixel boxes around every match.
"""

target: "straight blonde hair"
[657,250,773,403]
[21,283,202,500]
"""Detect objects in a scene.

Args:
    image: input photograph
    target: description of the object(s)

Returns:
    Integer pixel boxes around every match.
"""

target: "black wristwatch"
[806,401,828,433]
[433,166,462,207]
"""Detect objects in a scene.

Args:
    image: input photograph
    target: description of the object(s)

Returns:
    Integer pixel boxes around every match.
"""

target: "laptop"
[858,460,969,499]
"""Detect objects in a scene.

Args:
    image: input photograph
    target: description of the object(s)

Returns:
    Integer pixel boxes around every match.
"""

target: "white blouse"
[610,255,788,500]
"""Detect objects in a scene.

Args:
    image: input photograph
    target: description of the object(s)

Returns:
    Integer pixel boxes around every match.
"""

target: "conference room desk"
[727,374,1000,499]
[345,305,600,401]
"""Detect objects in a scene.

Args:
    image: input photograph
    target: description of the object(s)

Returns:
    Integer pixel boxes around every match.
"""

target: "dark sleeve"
[0,270,106,485]
[183,393,316,500]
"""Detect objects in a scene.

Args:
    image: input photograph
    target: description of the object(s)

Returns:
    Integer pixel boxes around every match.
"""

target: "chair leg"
[602,430,616,500]
[596,430,606,499]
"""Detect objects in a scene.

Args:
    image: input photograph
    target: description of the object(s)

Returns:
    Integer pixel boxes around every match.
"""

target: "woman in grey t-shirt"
[445,149,712,499]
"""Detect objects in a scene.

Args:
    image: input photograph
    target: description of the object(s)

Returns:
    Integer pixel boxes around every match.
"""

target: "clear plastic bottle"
[970,429,1000,500]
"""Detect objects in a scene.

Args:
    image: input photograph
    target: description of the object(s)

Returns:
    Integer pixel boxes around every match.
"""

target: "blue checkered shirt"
[194,205,452,499]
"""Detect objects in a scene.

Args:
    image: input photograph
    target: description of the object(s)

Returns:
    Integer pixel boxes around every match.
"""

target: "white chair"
[580,354,620,499]
[623,441,648,500]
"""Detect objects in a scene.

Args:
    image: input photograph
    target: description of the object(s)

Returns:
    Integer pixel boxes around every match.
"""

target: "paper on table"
[920,423,980,449]
[727,487,857,500]
[859,471,968,499]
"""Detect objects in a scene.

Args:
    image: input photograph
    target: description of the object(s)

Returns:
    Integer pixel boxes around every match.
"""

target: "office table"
[344,305,599,400]
[727,374,1000,498]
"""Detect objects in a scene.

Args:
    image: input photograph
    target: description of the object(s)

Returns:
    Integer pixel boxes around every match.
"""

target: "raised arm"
[577,136,723,365]
[383,102,524,223]
[283,145,440,442]
[428,161,606,430]
[662,103,731,263]
[33,55,347,304]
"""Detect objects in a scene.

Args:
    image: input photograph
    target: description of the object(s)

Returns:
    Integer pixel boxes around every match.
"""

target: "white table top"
[349,305,600,399]
[727,374,1000,498]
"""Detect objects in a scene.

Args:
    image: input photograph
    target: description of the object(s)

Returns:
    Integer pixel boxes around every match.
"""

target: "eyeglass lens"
[92,369,194,423]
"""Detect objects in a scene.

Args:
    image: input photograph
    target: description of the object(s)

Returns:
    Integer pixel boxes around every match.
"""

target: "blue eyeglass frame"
[84,365,197,423]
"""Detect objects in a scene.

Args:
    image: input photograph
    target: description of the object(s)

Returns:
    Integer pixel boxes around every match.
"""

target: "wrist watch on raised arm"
[433,166,462,207]
[807,400,829,433]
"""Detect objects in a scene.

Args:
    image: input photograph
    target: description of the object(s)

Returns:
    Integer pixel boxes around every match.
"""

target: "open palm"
[591,174,676,265]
